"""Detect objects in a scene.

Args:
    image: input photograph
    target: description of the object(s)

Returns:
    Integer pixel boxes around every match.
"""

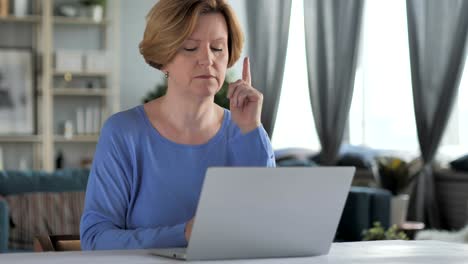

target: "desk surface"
[1,240,467,264]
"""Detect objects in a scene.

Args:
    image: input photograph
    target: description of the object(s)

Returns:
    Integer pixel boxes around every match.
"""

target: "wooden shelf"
[53,88,107,96]
[37,88,108,97]
[53,16,108,26]
[53,71,109,77]
[0,1,120,171]
[54,135,99,143]
[0,135,41,143]
[0,15,41,23]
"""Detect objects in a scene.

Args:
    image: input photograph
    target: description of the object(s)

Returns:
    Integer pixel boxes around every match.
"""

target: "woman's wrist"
[239,122,261,134]
[185,218,194,242]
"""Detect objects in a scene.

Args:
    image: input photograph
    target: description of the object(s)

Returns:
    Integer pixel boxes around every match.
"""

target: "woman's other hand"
[185,218,194,242]
[228,57,263,134]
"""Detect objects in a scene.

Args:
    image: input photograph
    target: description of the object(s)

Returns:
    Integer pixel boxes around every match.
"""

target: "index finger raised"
[242,56,251,85]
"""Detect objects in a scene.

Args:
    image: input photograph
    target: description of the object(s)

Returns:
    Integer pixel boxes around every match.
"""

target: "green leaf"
[362,222,409,241]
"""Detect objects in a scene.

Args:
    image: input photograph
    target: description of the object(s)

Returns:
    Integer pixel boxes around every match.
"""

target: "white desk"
[1,240,467,264]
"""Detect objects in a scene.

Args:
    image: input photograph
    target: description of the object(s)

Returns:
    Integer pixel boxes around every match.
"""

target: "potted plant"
[80,0,106,22]
[376,156,423,226]
[362,222,409,241]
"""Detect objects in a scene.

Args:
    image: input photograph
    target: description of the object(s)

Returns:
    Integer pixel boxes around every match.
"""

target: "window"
[272,0,319,151]
[273,0,467,159]
[350,0,468,160]
[348,0,418,153]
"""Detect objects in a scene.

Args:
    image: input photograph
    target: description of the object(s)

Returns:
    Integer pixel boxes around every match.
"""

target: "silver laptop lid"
[186,167,355,261]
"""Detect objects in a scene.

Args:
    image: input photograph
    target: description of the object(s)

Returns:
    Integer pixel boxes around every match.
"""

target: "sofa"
[275,148,391,241]
[0,169,89,252]
[336,186,391,241]
[434,168,468,230]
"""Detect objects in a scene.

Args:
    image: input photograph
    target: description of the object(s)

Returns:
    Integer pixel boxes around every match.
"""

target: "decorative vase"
[391,194,409,226]
[13,0,28,17]
[91,5,103,22]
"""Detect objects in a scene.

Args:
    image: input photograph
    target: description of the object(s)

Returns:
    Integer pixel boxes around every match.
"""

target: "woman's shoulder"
[101,105,145,137]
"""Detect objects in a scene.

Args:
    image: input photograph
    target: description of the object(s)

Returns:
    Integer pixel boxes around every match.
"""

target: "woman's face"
[163,13,229,99]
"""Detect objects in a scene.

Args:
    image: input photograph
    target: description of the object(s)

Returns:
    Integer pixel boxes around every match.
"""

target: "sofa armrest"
[368,188,391,229]
[337,188,371,241]
[336,187,391,241]
[0,198,8,253]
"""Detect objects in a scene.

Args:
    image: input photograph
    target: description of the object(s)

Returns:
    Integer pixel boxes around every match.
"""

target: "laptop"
[150,167,355,261]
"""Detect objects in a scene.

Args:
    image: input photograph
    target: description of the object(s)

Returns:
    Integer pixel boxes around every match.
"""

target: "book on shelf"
[0,0,9,18]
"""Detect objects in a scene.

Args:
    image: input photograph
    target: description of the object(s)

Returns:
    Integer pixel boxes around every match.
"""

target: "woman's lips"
[195,75,215,79]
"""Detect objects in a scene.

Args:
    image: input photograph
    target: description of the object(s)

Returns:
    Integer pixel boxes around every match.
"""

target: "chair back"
[34,235,81,252]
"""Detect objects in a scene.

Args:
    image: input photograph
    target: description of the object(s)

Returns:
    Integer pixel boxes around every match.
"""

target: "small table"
[1,240,466,264]
[398,221,425,239]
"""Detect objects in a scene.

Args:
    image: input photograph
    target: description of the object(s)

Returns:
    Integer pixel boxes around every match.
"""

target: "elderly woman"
[80,0,275,250]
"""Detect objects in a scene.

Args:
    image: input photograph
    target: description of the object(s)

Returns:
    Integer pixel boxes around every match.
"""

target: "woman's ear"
[160,62,170,73]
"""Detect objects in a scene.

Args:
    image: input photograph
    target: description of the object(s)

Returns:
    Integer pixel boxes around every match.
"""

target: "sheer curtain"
[438,57,468,161]
[303,0,364,165]
[244,0,292,137]
[405,0,468,228]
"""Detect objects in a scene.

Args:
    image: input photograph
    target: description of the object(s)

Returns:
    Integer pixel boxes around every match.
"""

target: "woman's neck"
[158,92,218,133]
[143,82,225,145]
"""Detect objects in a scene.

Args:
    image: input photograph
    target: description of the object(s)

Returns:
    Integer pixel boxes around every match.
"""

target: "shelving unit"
[0,15,40,23]
[54,135,99,143]
[53,88,108,97]
[0,0,120,171]
[53,71,109,77]
[0,135,41,143]
[53,16,109,26]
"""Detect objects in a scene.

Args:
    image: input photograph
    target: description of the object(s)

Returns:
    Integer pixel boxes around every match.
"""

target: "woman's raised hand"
[227,57,263,134]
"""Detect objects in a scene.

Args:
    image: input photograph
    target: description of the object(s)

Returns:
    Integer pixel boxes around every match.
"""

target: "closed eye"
[183,47,223,52]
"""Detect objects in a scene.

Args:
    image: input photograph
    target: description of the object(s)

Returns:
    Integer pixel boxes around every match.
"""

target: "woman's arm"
[80,117,187,250]
[229,125,276,167]
[227,58,275,167]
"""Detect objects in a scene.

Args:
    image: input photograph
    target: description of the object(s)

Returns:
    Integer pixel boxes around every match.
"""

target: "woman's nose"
[197,47,214,66]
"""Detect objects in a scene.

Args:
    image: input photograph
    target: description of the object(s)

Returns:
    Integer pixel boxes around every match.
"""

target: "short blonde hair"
[139,0,244,70]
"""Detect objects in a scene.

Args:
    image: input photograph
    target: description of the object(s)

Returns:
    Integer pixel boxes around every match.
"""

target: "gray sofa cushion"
[0,169,89,196]
[450,154,468,172]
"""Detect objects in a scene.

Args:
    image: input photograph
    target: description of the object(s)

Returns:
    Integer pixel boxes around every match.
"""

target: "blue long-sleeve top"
[80,105,275,250]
